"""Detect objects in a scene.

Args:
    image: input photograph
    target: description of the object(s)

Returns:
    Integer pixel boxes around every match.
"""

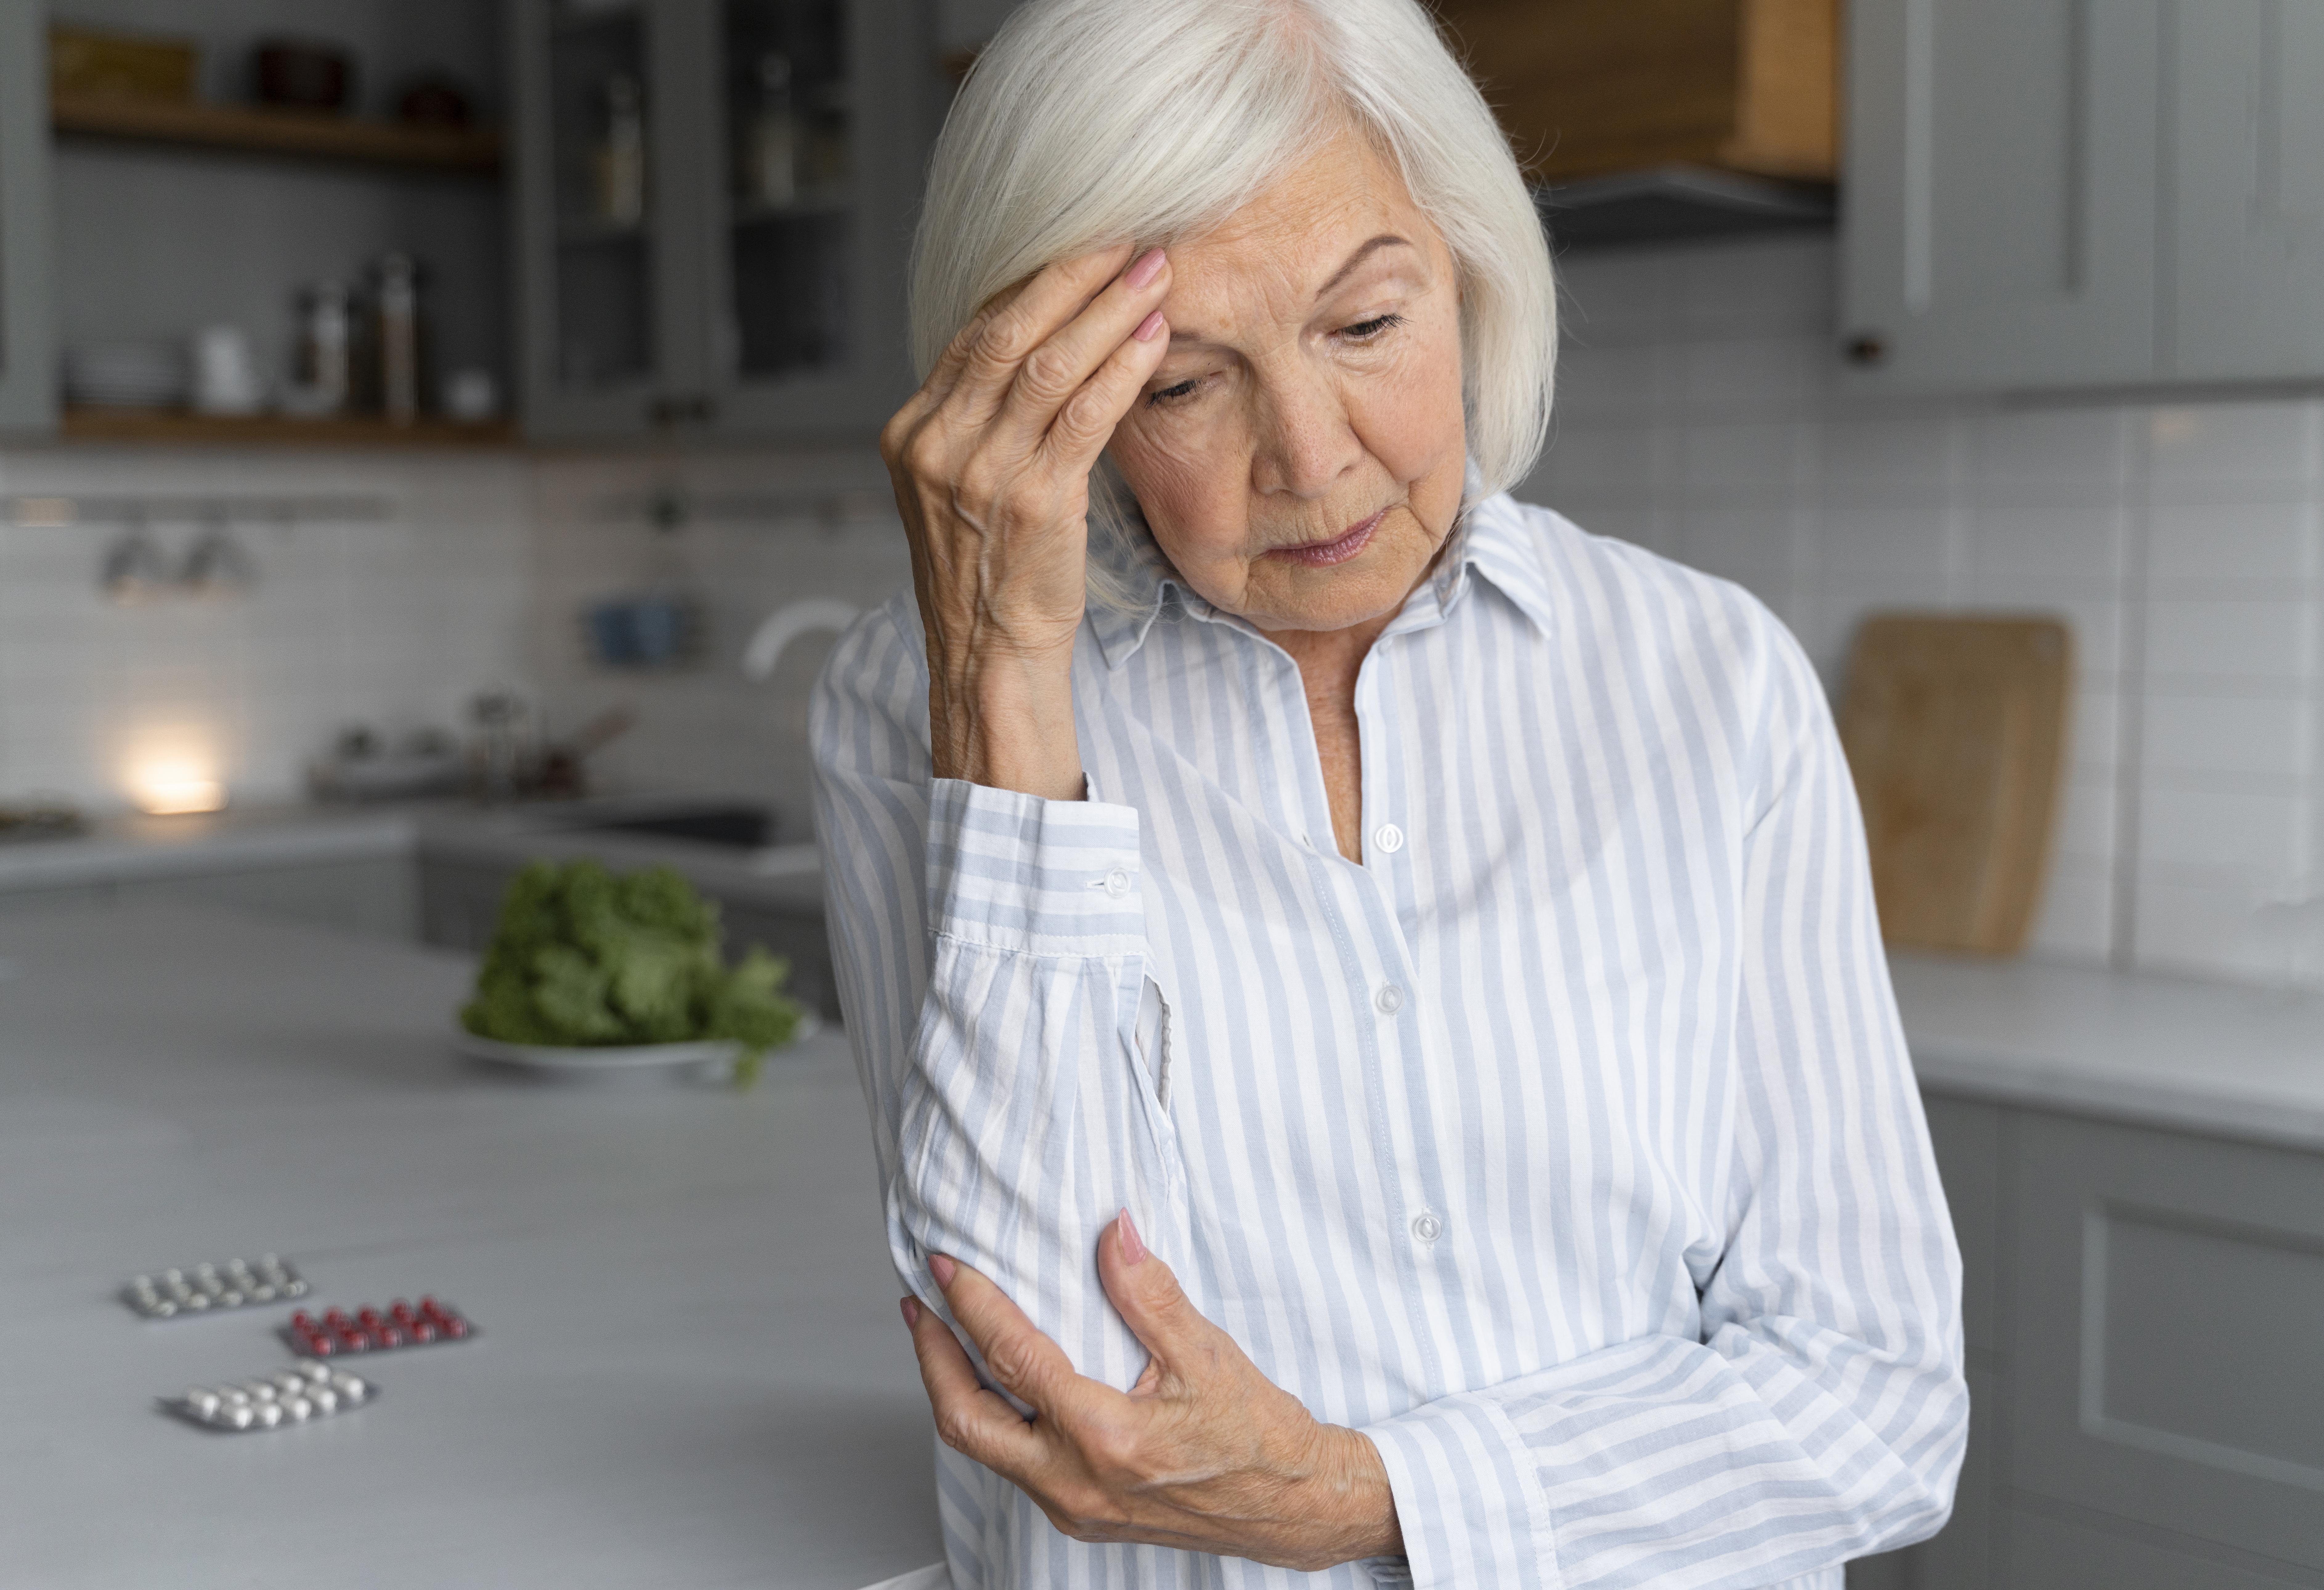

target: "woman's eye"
[1147,378,1201,407]
[1340,312,1406,341]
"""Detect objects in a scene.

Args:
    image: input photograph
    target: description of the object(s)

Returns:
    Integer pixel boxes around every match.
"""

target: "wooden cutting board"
[1836,613,2074,956]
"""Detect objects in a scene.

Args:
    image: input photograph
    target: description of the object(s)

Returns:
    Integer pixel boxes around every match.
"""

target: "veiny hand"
[879,246,1174,801]
[902,1211,1402,1571]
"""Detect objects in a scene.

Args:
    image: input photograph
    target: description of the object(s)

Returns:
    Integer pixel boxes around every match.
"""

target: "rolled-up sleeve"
[812,603,1188,1396]
[1358,622,1967,1590]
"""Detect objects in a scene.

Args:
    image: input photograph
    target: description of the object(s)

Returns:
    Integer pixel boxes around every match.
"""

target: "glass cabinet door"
[514,0,927,440]
[546,4,656,395]
[708,0,924,437]
[721,0,851,381]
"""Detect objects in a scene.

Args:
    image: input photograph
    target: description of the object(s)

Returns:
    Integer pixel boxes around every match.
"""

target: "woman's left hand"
[904,1213,1403,1571]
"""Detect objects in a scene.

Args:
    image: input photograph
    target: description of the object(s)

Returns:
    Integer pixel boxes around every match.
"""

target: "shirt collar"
[1085,473,1555,670]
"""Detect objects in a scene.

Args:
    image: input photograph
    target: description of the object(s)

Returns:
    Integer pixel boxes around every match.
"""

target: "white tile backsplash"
[1541,234,2324,987]
[4,229,2320,995]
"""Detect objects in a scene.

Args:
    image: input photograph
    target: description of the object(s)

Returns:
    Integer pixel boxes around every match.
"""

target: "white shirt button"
[1374,823,1405,854]
[1375,984,1404,1015]
[1103,868,1132,897]
[1411,1211,1443,1244]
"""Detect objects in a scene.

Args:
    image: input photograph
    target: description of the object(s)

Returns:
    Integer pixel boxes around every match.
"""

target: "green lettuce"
[460,858,805,1082]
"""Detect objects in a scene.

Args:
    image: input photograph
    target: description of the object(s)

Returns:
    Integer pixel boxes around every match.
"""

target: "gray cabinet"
[2167,2,2324,381]
[1840,0,2161,392]
[1855,1096,2324,1590]
[1843,0,2324,392]
[0,0,54,433]
[0,858,416,941]
[510,0,935,443]
[2009,1113,2324,1576]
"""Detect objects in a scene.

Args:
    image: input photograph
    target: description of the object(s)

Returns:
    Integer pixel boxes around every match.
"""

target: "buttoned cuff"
[925,778,1144,954]
[1363,1392,1560,1590]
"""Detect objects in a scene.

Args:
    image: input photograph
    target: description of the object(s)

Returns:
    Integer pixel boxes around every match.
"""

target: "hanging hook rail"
[5,493,395,528]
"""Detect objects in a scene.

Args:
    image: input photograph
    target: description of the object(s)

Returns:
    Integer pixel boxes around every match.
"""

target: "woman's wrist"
[928,639,1085,801]
[1305,1424,1404,1562]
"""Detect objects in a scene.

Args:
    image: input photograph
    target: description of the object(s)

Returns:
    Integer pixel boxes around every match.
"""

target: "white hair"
[909,0,1557,610]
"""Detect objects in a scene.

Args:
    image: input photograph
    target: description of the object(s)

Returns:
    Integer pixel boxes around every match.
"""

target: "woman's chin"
[1238,558,1427,636]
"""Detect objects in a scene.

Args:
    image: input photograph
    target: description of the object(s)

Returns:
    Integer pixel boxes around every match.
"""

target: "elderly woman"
[811,0,1966,1584]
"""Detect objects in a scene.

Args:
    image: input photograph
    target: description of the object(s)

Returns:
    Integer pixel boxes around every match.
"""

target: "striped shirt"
[810,492,1966,1590]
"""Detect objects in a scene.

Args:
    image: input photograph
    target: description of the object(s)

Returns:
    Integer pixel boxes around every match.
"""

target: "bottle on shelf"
[593,72,647,227]
[369,253,425,425]
[282,282,352,418]
[740,51,798,211]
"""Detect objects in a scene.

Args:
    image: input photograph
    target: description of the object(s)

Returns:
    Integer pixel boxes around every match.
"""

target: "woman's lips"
[1269,509,1387,569]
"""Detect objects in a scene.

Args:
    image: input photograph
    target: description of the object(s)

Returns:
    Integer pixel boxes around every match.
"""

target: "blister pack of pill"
[285,1297,474,1356]
[124,1255,307,1319]
[165,1361,373,1433]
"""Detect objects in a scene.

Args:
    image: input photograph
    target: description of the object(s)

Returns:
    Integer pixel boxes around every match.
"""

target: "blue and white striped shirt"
[811,492,1966,1590]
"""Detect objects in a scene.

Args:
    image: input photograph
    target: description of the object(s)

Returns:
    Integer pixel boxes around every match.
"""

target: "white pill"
[283,1280,308,1297]
[255,1403,282,1429]
[224,1388,251,1406]
[250,1384,277,1403]
[249,1285,276,1302]
[308,1386,338,1414]
[151,1301,177,1318]
[225,1404,254,1430]
[184,1294,210,1311]
[284,1396,313,1421]
[271,1372,307,1393]
[296,1360,329,1379]
[331,1375,368,1404]
[186,1389,221,1418]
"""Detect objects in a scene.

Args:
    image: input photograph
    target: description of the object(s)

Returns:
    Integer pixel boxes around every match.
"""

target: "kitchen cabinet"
[1852,1093,2324,1588]
[510,0,937,443]
[0,857,417,940]
[1431,0,1839,185]
[1843,0,2324,393]
[2166,3,2324,382]
[0,0,55,432]
[1839,0,2162,392]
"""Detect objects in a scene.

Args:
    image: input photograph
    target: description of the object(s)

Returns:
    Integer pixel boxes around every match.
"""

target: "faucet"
[741,597,862,682]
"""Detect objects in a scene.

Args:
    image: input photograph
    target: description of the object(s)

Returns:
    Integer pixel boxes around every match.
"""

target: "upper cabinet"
[511,0,936,443]
[1432,0,1839,185]
[1843,0,2324,393]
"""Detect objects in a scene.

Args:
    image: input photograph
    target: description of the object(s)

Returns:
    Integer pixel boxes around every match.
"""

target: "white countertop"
[0,904,940,1589]
[0,800,825,909]
[1893,951,2324,1150]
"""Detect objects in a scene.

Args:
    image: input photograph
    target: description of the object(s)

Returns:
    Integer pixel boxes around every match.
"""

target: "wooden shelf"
[62,407,516,448]
[51,92,502,175]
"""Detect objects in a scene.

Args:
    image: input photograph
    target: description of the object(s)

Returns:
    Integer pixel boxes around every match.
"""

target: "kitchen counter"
[0,903,940,1590]
[1892,950,2324,1151]
[0,799,824,911]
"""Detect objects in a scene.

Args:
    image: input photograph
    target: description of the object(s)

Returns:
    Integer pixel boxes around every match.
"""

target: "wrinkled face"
[1105,132,1469,635]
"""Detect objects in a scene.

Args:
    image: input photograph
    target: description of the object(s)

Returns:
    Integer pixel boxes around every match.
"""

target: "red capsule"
[442,1316,471,1339]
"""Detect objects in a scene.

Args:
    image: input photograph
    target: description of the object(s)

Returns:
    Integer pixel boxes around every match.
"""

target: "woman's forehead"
[1160,137,1443,318]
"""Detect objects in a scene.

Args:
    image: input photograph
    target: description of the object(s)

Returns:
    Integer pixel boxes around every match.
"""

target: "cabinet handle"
[648,395,717,427]
[1845,333,1890,367]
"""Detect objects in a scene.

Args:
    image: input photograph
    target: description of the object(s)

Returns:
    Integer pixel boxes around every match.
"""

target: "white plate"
[452,1013,819,1082]
[453,1031,744,1080]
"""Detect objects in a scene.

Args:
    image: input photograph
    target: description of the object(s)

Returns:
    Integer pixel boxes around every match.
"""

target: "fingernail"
[1118,1208,1148,1266]
[929,1254,958,1289]
[900,1296,921,1327]
[1133,310,1166,343]
[1125,248,1167,289]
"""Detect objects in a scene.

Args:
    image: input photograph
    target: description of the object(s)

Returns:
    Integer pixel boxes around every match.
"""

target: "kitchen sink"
[569,804,774,850]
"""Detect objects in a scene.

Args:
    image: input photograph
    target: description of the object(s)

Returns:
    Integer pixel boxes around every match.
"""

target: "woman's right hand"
[880,246,1173,801]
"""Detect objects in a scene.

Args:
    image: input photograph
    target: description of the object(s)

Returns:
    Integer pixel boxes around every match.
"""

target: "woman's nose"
[1252,372,1364,500]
